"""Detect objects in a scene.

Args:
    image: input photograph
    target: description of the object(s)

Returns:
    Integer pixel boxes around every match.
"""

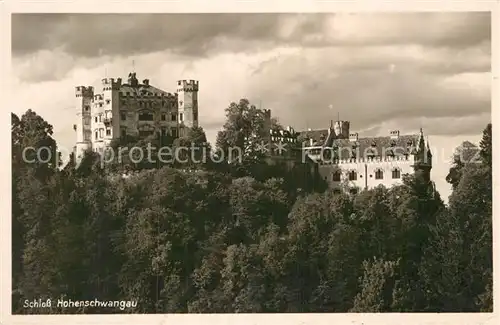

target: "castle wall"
[318,156,414,190]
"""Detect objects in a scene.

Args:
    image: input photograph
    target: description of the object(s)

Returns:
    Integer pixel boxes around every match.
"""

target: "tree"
[216,99,276,168]
[350,258,400,312]
[420,163,492,311]
[445,141,480,190]
[479,123,492,167]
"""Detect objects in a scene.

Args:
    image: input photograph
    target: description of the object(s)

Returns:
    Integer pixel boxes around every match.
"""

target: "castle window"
[95,131,98,140]
[106,99,110,105]
[179,113,184,122]
[392,168,401,179]
[348,170,357,181]
[139,130,154,137]
[161,114,166,121]
[99,129,103,138]
[106,128,111,136]
[99,103,103,108]
[121,112,126,121]
[84,106,90,112]
[138,111,154,121]
[95,116,98,123]
[179,100,183,106]
[171,113,177,121]
[375,169,384,180]
[171,127,178,137]
[332,171,341,182]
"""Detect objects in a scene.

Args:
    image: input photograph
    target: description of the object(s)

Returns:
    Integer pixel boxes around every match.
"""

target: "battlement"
[349,133,359,141]
[102,77,122,91]
[317,155,411,165]
[75,86,94,97]
[177,79,199,92]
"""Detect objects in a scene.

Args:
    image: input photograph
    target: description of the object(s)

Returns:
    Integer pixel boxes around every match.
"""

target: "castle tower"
[412,128,432,183]
[74,85,94,161]
[333,120,350,139]
[100,77,121,146]
[177,80,199,136]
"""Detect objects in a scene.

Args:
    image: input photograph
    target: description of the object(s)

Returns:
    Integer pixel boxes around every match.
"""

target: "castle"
[261,111,433,193]
[73,73,432,192]
[74,72,199,161]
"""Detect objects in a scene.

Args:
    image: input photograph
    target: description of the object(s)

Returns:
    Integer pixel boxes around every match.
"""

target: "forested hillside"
[11,100,492,313]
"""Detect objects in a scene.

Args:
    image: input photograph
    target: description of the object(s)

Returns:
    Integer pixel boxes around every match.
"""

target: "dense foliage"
[11,103,492,313]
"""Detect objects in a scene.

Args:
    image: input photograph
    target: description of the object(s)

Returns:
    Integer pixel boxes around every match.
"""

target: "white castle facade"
[263,111,433,192]
[74,72,199,162]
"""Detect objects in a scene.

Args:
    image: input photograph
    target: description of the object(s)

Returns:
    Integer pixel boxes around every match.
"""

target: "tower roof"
[299,128,421,160]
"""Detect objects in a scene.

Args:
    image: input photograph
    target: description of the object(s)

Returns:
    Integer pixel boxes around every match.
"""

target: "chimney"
[143,79,149,86]
[349,133,358,142]
[390,130,400,139]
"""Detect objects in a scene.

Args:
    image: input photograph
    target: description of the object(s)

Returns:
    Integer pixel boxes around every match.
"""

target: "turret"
[177,79,199,129]
[333,120,350,139]
[412,128,432,183]
[127,72,139,87]
[75,86,94,98]
[75,86,94,162]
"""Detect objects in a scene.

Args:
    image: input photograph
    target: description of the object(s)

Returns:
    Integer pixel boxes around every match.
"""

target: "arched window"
[392,168,401,179]
[332,171,341,182]
[348,170,357,181]
[375,168,384,180]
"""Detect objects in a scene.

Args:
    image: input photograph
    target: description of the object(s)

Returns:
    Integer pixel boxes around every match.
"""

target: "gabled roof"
[299,128,422,160]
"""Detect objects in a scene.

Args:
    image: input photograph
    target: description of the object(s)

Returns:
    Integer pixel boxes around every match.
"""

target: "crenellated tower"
[99,77,121,147]
[333,120,350,139]
[177,79,199,136]
[74,85,94,160]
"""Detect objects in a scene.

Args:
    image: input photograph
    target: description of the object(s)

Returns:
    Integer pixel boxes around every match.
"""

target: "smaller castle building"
[261,112,432,192]
[74,72,199,162]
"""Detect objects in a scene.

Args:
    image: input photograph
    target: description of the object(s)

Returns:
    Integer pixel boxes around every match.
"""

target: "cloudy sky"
[11,12,491,201]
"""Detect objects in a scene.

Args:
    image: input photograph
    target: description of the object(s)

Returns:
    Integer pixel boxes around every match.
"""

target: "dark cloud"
[248,59,490,136]
[12,12,490,58]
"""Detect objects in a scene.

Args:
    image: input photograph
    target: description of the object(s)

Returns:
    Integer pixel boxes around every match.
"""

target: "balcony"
[103,117,112,125]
